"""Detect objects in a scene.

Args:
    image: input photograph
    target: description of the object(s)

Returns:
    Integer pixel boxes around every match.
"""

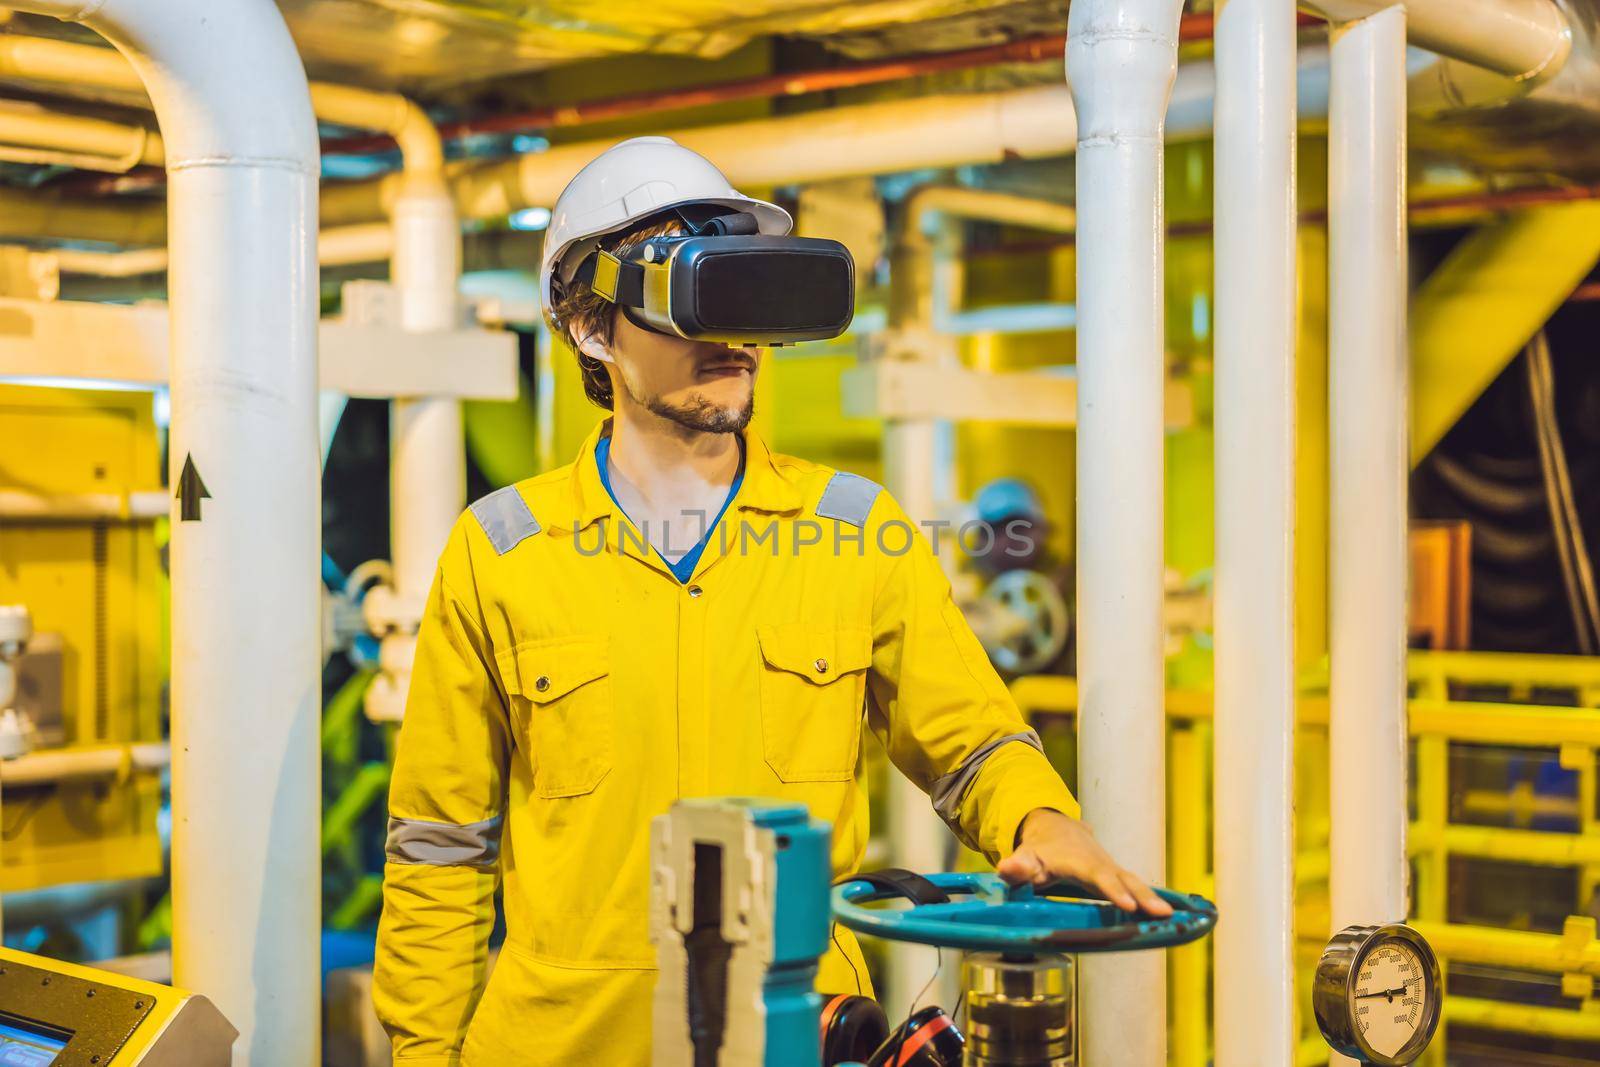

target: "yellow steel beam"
[1445,995,1600,1042]
[1413,917,1600,977]
[1014,674,1600,746]
[1408,823,1600,867]
[1411,201,1600,466]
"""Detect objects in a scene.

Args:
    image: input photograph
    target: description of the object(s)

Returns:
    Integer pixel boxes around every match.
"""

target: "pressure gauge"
[1314,924,1442,1066]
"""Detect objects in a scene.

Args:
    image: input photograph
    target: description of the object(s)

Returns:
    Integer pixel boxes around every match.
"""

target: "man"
[373,136,1168,1066]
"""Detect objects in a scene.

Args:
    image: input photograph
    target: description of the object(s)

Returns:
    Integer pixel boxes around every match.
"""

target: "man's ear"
[578,336,614,364]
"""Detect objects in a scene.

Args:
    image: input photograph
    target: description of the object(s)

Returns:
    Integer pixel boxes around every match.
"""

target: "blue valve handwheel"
[832,872,1216,955]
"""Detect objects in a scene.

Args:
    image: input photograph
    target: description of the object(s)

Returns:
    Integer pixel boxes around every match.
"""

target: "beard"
[646,391,754,434]
[618,364,755,434]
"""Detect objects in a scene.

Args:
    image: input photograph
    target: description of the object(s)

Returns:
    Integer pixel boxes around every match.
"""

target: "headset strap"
[573,249,646,307]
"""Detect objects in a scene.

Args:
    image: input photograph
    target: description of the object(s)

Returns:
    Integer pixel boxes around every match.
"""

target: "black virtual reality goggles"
[573,210,855,347]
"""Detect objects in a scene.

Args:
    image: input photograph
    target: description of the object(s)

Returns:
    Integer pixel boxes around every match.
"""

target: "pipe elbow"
[13,0,319,172]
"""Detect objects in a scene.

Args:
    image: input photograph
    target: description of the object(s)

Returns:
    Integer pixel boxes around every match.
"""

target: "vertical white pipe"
[7,2,323,1063]
[1067,2,1181,1064]
[390,188,464,612]
[880,218,959,1016]
[1212,1,1298,1064]
[1328,7,1410,1052]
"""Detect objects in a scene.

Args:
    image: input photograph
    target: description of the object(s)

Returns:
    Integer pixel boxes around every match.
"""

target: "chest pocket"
[757,623,872,783]
[500,635,613,798]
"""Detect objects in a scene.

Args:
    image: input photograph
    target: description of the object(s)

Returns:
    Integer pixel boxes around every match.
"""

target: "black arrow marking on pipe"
[176,453,210,522]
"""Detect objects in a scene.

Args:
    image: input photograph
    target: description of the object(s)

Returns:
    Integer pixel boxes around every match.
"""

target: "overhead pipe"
[46,222,396,278]
[319,48,1333,231]
[1067,2,1184,1065]
[0,103,161,171]
[1212,0,1298,1063]
[2,5,322,1067]
[1325,4,1410,1043]
[0,33,463,729]
[1304,0,1570,81]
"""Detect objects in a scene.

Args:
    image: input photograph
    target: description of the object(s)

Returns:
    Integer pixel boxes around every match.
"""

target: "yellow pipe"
[1411,201,1600,465]
[0,186,164,246]
[0,34,136,91]
[307,83,445,197]
[0,105,162,171]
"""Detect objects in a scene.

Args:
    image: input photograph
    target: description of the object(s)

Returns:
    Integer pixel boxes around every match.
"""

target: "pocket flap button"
[535,675,551,693]
[814,658,829,674]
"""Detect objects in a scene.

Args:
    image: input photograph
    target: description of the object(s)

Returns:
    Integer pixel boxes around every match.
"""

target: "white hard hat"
[538,136,792,316]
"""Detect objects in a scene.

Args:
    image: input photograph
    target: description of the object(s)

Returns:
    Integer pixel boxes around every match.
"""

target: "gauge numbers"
[1314,923,1442,1066]
[1352,940,1426,1060]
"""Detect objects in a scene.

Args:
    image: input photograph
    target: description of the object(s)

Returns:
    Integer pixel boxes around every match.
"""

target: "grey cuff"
[928,731,1045,831]
[386,814,504,870]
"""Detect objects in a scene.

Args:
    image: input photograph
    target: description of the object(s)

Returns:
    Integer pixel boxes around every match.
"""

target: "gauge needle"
[1356,986,1411,1000]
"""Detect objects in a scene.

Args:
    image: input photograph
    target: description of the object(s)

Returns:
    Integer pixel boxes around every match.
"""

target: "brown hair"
[546,218,684,410]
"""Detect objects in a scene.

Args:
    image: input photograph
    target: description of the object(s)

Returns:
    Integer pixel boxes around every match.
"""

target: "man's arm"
[862,490,1169,915]
[374,523,511,1066]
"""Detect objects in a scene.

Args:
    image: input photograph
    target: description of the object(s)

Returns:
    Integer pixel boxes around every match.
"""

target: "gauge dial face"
[1351,939,1428,1060]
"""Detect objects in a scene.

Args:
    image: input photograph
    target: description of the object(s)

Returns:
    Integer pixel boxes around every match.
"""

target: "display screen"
[0,1013,70,1067]
[693,250,853,332]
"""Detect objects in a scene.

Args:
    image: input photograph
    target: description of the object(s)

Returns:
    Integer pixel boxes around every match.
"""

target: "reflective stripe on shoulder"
[469,486,540,555]
[386,814,503,869]
[929,731,1044,827]
[815,471,882,528]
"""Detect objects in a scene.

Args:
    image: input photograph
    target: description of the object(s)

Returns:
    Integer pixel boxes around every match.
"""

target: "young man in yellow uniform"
[373,137,1169,1066]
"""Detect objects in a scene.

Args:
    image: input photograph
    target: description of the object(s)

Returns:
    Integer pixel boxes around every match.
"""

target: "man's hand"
[995,808,1173,917]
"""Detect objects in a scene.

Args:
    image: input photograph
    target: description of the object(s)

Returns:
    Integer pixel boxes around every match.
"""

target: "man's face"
[604,309,758,434]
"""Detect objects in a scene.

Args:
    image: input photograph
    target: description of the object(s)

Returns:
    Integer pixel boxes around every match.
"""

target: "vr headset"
[573,209,855,347]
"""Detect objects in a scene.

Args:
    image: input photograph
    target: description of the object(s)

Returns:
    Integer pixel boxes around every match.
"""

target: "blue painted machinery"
[651,798,832,1067]
[650,800,1216,1067]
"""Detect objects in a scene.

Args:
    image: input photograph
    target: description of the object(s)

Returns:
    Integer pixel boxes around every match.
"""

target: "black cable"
[830,923,864,996]
[877,948,943,1067]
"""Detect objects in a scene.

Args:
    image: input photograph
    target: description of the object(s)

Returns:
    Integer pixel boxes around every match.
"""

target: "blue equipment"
[651,801,1217,1067]
[831,871,1216,955]
[651,798,831,1067]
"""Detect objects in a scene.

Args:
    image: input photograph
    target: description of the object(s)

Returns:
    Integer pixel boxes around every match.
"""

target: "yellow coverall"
[373,421,1079,1066]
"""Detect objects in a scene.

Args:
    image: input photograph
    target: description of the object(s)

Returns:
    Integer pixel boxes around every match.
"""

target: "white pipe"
[0,45,1346,248]
[0,489,167,520]
[50,222,393,278]
[1212,0,1297,1064]
[323,54,1292,228]
[1067,2,1182,1065]
[362,96,463,724]
[877,201,961,1017]
[905,186,1078,237]
[1,741,169,785]
[1327,16,1410,1067]
[5,4,322,1065]
[1306,0,1570,81]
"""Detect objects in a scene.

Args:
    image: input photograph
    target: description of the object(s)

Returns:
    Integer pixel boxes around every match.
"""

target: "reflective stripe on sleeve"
[929,731,1045,827]
[386,814,504,869]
